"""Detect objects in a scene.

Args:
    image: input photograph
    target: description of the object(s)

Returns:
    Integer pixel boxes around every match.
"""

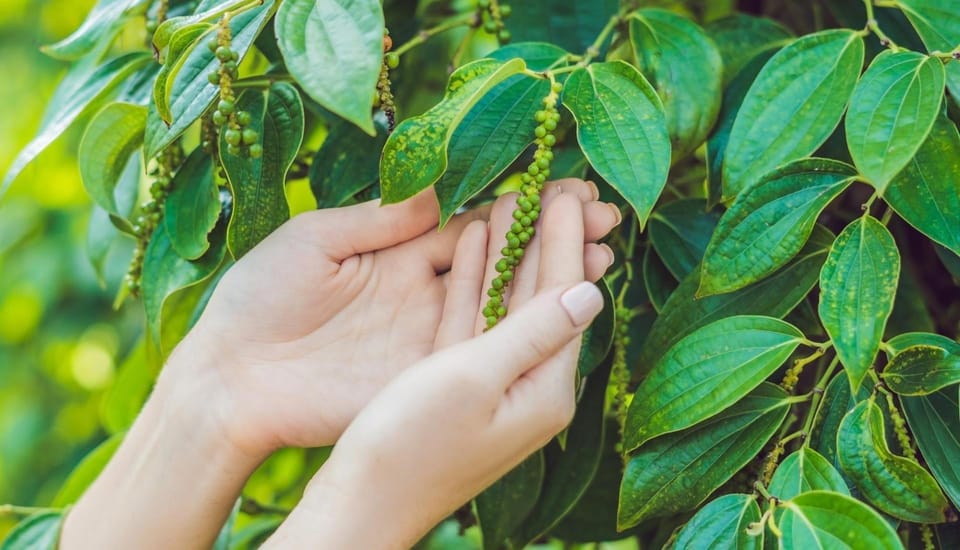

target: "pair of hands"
[62,178,620,549]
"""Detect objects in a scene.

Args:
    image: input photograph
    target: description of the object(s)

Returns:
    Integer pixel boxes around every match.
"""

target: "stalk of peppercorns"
[379,31,398,132]
[482,79,562,330]
[611,301,634,466]
[206,14,261,158]
[125,143,183,295]
[478,0,512,44]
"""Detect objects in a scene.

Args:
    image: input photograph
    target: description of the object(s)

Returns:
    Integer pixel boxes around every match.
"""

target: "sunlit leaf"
[777,491,902,550]
[768,447,850,500]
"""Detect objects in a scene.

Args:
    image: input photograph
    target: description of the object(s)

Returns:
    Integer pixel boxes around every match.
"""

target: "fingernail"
[586,180,599,200]
[608,203,622,225]
[601,244,615,267]
[560,282,604,326]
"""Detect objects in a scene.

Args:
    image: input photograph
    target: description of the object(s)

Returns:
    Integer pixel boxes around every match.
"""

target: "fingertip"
[559,282,604,326]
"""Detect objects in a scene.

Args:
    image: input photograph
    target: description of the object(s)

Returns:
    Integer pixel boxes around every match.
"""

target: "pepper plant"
[3,0,960,548]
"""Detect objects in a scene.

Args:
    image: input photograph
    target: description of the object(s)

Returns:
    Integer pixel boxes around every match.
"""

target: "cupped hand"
[265,191,610,549]
[162,180,620,456]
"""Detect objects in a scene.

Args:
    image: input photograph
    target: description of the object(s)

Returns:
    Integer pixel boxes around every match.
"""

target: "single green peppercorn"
[208,71,221,85]
[236,110,251,126]
[215,46,232,61]
[224,129,241,146]
[248,143,263,158]
[499,4,512,17]
[385,52,400,69]
[497,29,511,43]
[212,110,227,125]
[226,143,241,156]
[218,99,235,114]
[241,128,258,145]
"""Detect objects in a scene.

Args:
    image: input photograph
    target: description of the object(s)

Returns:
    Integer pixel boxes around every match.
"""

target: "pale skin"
[61,178,619,549]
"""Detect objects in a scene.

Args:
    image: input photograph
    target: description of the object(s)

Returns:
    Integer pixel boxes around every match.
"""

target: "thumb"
[472,281,604,385]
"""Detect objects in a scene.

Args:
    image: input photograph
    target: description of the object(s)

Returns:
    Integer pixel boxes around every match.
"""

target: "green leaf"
[550,430,625,543]
[476,451,545,550]
[144,2,275,158]
[638,225,833,373]
[903,387,960,509]
[768,448,850,500]
[228,517,282,550]
[41,0,145,60]
[221,82,304,258]
[722,29,864,199]
[0,512,63,550]
[642,246,676,314]
[809,373,871,473]
[380,58,527,204]
[884,114,960,256]
[618,383,790,529]
[624,315,803,451]
[79,102,147,215]
[52,432,124,506]
[100,339,154,434]
[276,0,383,134]
[142,224,226,340]
[896,0,960,98]
[673,494,763,550]
[882,345,960,396]
[837,398,949,522]
[886,332,960,356]
[705,14,793,86]
[845,50,945,190]
[563,61,671,227]
[505,0,619,53]
[152,0,250,51]
[629,9,723,160]
[699,159,857,296]
[164,149,220,260]
[309,117,388,209]
[153,23,212,124]
[213,499,241,550]
[648,199,721,282]
[819,216,900,392]
[777,491,903,550]
[1,52,152,197]
[487,42,571,72]
[577,279,614,377]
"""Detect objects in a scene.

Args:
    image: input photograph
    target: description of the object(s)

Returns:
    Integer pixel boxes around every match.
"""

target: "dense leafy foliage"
[3,0,960,548]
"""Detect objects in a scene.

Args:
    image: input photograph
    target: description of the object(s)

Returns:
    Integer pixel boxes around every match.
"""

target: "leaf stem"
[231,73,296,89]
[393,11,479,58]
[801,355,841,447]
[0,504,59,517]
[582,15,621,66]
[861,0,900,51]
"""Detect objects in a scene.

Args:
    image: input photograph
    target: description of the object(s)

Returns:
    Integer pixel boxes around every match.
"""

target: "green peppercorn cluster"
[481,81,562,330]
[478,0,512,44]
[144,0,169,35]
[125,144,183,295]
[206,16,261,159]
[883,392,917,458]
[376,31,398,132]
[610,303,634,464]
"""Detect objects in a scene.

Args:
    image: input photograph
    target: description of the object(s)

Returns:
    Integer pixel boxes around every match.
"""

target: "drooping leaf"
[221,83,304,258]
[618,383,790,529]
[648,199,721,281]
[476,451,545,550]
[629,9,723,160]
[505,0,619,53]
[902,387,960,508]
[883,345,960,396]
[309,117,388,209]
[41,0,145,60]
[837,398,949,522]
[638,225,833,372]
[642,246,676,313]
[884,114,960,256]
[164,149,220,260]
[704,14,793,86]
[777,491,903,550]
[624,315,803,451]
[722,29,864,199]
[577,279,614,377]
[845,50,945,190]
[275,0,384,134]
[52,432,124,506]
[673,494,763,550]
[0,512,63,550]
[819,216,900,392]
[380,58,527,204]
[767,448,850,500]
[699,159,857,296]
[1,52,152,196]
[562,61,671,227]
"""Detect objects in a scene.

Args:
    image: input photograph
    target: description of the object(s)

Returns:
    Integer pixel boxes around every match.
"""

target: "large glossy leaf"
[903,387,960,508]
[276,0,383,134]
[624,315,803,451]
[562,61,671,227]
[638,225,833,372]
[0,512,63,550]
[476,451,545,550]
[1,52,152,196]
[845,50,945,190]
[768,448,850,500]
[819,216,900,392]
[505,0,619,54]
[41,0,145,60]
[221,83,304,258]
[896,0,960,98]
[837,398,949,522]
[164,149,220,260]
[809,373,871,474]
[309,117,388,209]
[618,383,790,529]
[380,58,526,204]
[79,102,147,215]
[883,345,960,396]
[673,494,763,550]
[648,199,721,281]
[722,29,864,199]
[699,159,856,296]
[705,14,792,86]
[887,332,960,356]
[884,114,960,256]
[52,432,124,506]
[777,491,903,550]
[629,9,723,160]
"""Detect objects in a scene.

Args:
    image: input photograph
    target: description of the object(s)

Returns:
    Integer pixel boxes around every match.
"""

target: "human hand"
[265,191,607,549]
[164,180,620,457]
